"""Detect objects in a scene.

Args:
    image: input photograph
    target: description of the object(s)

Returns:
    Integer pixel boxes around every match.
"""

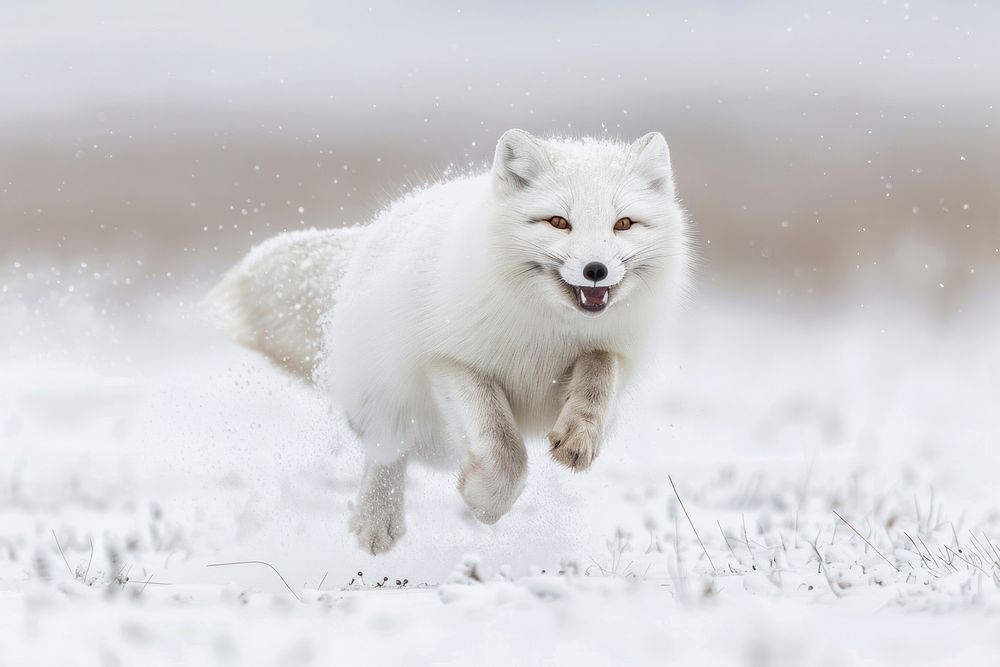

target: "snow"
[2,279,999,665]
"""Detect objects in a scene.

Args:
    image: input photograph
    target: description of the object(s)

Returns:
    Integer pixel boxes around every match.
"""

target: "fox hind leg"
[349,455,408,555]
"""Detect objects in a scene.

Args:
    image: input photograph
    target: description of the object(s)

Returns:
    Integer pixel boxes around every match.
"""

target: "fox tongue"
[578,286,609,307]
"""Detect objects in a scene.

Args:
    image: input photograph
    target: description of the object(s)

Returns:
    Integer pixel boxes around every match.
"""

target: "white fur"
[210,130,691,554]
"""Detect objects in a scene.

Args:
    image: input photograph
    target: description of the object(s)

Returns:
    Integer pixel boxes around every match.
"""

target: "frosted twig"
[808,539,844,598]
[85,537,94,583]
[903,531,942,575]
[742,514,758,570]
[668,475,716,572]
[717,520,739,563]
[943,545,989,575]
[51,530,74,578]
[207,560,301,601]
[833,510,898,572]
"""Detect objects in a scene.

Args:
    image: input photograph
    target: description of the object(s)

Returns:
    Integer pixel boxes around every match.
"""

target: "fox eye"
[613,217,633,231]
[547,216,571,230]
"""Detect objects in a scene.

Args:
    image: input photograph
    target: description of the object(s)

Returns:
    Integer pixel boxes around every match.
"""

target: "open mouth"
[551,271,615,314]
[574,285,610,313]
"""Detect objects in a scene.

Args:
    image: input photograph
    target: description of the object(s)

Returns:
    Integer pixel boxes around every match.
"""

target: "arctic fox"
[210,130,691,554]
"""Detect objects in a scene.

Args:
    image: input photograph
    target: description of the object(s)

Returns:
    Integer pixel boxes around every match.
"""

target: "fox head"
[489,129,688,319]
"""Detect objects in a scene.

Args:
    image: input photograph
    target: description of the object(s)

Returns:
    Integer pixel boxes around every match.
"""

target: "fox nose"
[582,262,608,283]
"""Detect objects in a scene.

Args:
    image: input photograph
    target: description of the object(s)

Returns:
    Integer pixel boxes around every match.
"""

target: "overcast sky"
[2,1,996,134]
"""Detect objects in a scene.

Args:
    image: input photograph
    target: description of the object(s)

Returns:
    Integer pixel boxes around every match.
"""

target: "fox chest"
[474,339,584,434]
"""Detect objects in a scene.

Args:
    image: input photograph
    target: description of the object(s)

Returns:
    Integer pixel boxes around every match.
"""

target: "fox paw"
[349,500,405,555]
[548,408,603,471]
[458,459,525,525]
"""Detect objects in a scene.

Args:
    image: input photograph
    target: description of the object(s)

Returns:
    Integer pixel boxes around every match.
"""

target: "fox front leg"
[429,362,528,524]
[548,350,619,471]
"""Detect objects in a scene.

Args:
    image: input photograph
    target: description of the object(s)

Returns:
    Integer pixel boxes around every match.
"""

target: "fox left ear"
[630,132,674,197]
[492,129,550,193]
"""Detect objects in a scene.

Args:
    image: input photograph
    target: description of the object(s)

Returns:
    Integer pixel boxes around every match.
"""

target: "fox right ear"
[492,129,549,192]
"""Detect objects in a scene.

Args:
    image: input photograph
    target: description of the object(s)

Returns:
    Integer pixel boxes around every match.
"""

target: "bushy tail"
[206,226,364,380]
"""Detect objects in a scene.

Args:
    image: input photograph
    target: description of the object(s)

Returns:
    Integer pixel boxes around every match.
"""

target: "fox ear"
[630,132,674,197]
[493,129,549,192]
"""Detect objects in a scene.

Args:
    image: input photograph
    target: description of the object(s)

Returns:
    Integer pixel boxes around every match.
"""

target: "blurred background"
[2,0,997,321]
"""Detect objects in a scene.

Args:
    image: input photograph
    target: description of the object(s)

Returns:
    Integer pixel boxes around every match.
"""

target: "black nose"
[583,262,608,283]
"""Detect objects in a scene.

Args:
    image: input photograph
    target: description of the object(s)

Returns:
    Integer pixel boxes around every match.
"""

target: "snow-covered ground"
[2,280,1000,665]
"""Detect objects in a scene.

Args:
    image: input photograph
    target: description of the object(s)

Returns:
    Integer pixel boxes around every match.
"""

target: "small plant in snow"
[586,528,637,578]
[450,554,483,584]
